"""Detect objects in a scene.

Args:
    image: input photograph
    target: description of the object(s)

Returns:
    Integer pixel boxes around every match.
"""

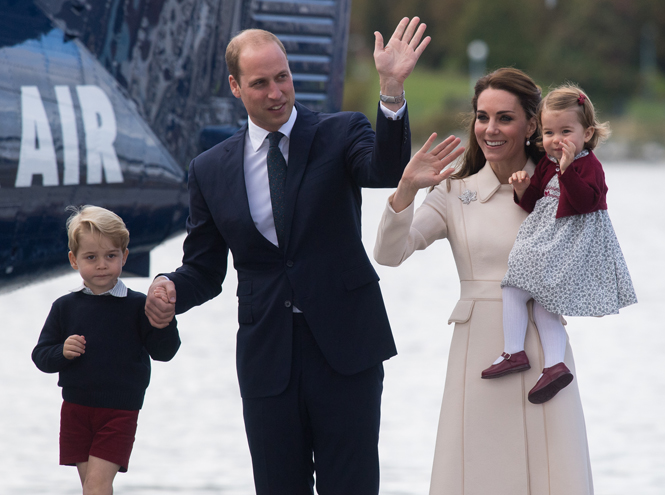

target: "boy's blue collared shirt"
[70,279,128,297]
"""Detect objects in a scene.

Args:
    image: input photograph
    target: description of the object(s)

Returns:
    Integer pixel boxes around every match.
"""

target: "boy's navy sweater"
[32,289,180,411]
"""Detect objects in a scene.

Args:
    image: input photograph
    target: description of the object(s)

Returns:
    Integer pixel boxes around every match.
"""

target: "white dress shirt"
[242,101,405,313]
[71,278,127,297]
[243,102,406,246]
[244,107,298,247]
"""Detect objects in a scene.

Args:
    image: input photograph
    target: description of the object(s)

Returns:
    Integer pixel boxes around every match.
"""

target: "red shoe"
[528,362,574,404]
[481,351,531,379]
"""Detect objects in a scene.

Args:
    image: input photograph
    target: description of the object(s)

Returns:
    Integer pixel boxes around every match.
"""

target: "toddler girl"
[481,84,637,403]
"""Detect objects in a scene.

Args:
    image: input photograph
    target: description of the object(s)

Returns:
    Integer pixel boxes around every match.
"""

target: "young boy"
[32,205,180,494]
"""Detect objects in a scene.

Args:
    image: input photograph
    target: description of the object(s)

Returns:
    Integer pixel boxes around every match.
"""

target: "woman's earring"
[526,139,531,146]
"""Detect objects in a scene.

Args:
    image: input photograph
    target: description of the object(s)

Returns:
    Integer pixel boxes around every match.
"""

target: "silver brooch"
[458,189,477,205]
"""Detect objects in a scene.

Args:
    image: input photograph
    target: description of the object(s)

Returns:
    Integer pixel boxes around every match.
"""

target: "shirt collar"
[247,106,298,152]
[70,278,128,297]
[476,158,536,203]
[546,148,589,164]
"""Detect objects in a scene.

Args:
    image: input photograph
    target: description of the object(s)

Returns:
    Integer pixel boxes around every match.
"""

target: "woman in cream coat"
[374,68,594,495]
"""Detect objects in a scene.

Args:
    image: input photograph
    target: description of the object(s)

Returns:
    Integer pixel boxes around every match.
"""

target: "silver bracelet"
[379,90,405,105]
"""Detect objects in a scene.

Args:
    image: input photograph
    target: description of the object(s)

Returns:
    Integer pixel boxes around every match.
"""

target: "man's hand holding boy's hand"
[63,335,86,360]
[145,276,176,328]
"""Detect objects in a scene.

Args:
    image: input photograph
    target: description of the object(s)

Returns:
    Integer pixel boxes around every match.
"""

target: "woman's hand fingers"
[418,132,439,155]
[429,135,457,155]
[435,137,464,164]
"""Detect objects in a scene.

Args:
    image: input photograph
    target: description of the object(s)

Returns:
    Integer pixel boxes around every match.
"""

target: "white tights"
[501,286,567,368]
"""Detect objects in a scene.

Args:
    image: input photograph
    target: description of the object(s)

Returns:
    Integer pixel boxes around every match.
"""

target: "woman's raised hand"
[391,133,464,213]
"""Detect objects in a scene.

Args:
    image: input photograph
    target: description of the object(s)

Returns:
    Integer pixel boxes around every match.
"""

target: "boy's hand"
[145,277,176,328]
[153,286,170,304]
[509,171,530,200]
[63,335,86,360]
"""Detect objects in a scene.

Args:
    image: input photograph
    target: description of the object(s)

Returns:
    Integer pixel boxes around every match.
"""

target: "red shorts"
[60,401,139,473]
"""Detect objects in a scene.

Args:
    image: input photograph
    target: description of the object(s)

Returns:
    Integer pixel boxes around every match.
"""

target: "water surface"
[1,163,663,494]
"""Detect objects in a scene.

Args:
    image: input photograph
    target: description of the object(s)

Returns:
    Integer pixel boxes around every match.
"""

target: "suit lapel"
[219,127,250,213]
[219,126,281,251]
[283,103,317,250]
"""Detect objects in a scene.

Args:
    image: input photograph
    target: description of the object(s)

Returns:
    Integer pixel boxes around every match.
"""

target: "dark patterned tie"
[267,131,287,247]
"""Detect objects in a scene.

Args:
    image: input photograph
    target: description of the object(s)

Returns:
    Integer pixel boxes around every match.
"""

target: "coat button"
[284,301,292,308]
[286,260,294,267]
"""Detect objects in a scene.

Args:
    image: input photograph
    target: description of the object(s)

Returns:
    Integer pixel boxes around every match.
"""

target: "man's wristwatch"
[379,90,405,105]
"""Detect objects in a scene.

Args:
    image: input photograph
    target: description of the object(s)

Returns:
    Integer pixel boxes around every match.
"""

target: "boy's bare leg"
[77,455,120,495]
[76,461,88,485]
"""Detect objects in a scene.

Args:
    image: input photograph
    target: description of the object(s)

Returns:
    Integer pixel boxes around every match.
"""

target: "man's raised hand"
[374,17,431,108]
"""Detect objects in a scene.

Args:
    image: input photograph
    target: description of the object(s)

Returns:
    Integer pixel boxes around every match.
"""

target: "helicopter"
[0,0,351,293]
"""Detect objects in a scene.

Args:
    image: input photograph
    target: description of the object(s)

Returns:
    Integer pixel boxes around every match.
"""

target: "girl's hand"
[391,133,464,212]
[63,334,86,360]
[508,171,530,200]
[559,139,576,173]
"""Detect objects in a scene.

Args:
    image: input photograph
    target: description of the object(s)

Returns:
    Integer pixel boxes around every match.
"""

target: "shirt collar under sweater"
[70,279,128,297]
[546,148,589,164]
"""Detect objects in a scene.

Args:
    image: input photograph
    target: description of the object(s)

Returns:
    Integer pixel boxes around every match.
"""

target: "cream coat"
[374,162,594,495]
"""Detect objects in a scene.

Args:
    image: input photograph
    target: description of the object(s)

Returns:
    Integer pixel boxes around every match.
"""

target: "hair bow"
[577,93,587,105]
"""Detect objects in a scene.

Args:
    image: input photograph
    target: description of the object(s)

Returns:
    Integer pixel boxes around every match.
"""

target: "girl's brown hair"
[537,83,611,150]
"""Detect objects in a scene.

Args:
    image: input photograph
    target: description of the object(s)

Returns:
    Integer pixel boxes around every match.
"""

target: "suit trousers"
[242,313,384,495]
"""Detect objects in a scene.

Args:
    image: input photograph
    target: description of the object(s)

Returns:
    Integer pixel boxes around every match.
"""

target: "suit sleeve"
[344,104,411,188]
[165,158,230,314]
[32,301,73,373]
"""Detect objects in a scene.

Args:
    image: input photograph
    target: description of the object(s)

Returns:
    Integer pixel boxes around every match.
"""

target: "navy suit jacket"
[166,102,411,398]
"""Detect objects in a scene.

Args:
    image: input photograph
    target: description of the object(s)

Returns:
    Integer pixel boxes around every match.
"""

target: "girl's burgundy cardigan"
[517,150,608,218]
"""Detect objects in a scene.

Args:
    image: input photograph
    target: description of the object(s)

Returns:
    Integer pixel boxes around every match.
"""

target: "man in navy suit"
[145,17,448,494]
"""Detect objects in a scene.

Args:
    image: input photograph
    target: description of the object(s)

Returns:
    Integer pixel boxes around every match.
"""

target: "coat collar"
[475,158,535,203]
